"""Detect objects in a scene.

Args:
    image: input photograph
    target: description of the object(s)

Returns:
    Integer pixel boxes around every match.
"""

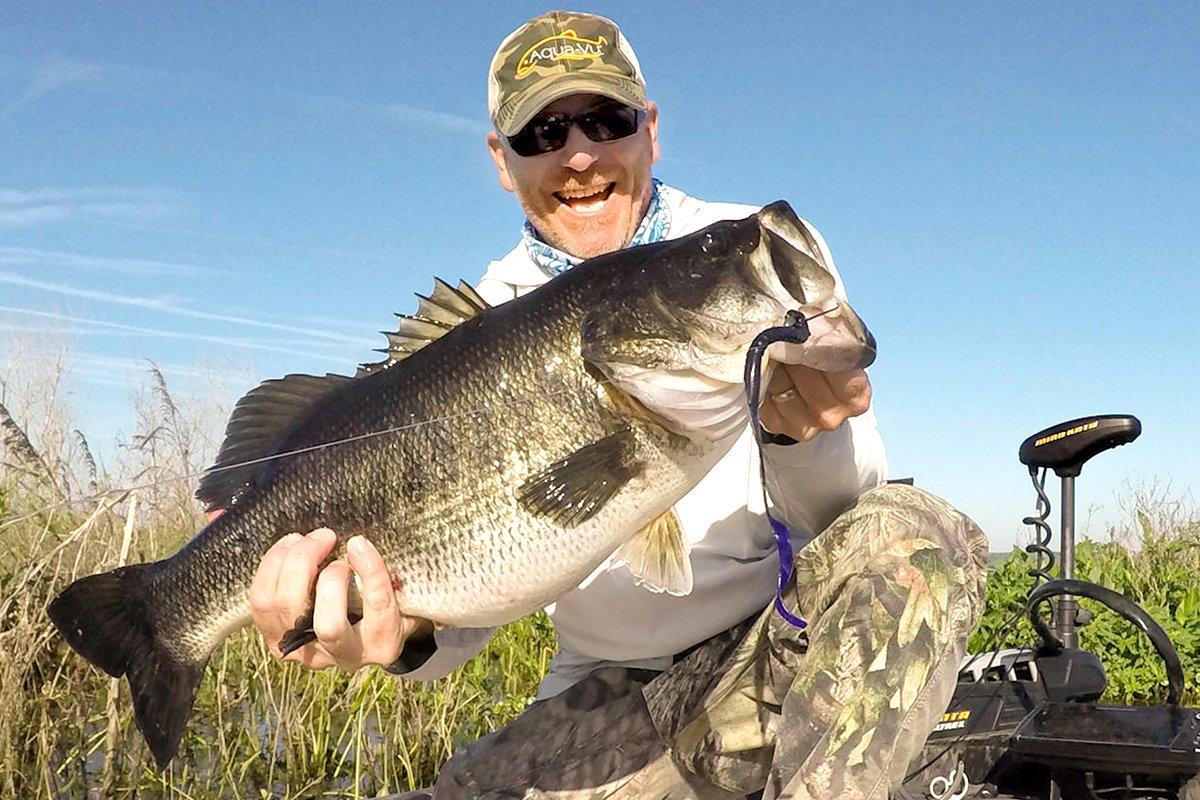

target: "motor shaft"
[1056,476,1077,648]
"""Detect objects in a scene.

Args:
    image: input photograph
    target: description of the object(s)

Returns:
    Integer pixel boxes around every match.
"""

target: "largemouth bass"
[48,201,876,768]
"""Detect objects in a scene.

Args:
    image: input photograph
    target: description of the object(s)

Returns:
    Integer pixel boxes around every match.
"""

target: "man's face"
[487,93,660,259]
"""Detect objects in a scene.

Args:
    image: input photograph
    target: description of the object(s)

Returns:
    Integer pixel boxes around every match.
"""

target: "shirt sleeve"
[385,625,498,681]
[760,218,888,537]
[475,274,518,306]
[761,408,888,539]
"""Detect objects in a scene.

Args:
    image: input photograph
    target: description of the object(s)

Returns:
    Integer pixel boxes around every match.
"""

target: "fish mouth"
[754,202,878,372]
[554,182,615,215]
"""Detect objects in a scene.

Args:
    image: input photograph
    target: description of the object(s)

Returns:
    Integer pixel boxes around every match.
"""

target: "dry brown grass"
[0,345,555,797]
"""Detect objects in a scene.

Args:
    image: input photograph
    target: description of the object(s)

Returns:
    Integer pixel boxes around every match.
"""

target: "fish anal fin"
[196,373,352,511]
[614,509,693,596]
[517,428,641,528]
[278,608,364,656]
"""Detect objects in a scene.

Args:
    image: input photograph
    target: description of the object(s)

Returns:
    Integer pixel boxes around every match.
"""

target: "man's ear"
[645,101,661,166]
[487,131,516,193]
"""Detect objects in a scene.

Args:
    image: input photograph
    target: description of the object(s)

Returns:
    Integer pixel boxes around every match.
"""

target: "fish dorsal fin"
[357,278,490,376]
[613,509,693,596]
[196,373,352,510]
[517,428,641,528]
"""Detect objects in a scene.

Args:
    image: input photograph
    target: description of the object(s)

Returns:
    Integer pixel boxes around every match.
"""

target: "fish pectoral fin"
[516,428,641,528]
[613,509,693,596]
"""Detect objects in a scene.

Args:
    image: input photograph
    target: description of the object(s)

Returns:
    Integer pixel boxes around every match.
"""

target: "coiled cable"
[1023,467,1055,586]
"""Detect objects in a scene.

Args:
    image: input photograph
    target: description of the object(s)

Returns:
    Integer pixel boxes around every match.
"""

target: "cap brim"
[496,75,646,137]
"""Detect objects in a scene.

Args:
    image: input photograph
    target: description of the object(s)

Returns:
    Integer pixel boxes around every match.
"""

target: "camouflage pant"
[433,485,989,800]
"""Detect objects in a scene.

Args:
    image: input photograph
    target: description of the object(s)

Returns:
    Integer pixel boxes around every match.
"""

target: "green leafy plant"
[972,521,1200,705]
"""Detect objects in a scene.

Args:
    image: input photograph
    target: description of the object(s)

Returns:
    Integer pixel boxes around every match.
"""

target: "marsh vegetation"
[1,344,1195,797]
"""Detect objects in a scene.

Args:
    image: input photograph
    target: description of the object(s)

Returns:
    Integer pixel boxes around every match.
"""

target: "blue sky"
[1,2,1197,550]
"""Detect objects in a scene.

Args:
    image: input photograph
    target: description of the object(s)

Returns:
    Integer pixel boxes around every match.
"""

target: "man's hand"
[248,528,434,671]
[759,364,872,443]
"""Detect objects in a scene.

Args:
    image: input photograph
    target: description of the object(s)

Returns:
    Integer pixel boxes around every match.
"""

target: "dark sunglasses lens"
[580,105,642,142]
[509,115,570,156]
[507,104,643,156]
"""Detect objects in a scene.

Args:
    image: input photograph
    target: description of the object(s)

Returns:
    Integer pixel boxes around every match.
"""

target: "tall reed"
[3,342,1196,796]
[0,347,558,797]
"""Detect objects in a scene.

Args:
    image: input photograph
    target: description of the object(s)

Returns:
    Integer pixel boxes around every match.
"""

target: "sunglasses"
[507,102,646,157]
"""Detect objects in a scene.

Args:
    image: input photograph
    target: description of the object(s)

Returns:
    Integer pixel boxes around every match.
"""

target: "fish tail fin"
[48,564,206,769]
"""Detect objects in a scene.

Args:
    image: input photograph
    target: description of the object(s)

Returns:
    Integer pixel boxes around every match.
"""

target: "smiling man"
[490,92,654,258]
[247,11,988,799]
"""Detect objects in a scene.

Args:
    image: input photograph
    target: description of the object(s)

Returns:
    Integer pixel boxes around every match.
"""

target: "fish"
[47,201,876,768]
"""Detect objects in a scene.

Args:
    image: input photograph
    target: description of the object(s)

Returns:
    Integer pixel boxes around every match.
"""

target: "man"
[248,11,988,798]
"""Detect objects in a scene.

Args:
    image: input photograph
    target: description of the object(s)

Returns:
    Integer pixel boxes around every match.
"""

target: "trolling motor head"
[1019,415,1141,478]
[1018,414,1141,650]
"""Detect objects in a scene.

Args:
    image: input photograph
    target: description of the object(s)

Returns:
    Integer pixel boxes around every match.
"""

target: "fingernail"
[348,536,366,556]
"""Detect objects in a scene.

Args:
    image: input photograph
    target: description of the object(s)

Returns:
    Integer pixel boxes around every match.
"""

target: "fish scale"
[47,201,877,769]
[163,276,651,650]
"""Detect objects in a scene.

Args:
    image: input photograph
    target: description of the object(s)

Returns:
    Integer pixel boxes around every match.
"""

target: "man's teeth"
[569,195,606,212]
[558,185,612,212]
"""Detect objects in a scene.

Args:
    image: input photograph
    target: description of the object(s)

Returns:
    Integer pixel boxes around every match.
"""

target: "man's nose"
[561,125,598,172]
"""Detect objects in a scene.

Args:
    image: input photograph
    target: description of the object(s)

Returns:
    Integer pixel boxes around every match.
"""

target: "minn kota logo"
[516,30,608,78]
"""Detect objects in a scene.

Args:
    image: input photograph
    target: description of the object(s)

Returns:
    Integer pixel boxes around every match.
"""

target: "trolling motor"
[896,415,1200,800]
[1018,415,1142,650]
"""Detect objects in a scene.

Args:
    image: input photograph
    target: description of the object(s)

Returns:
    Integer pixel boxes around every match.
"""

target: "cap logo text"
[516,30,608,78]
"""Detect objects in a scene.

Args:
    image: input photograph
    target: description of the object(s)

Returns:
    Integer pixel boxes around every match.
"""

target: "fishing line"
[901,606,1030,784]
[1,312,837,533]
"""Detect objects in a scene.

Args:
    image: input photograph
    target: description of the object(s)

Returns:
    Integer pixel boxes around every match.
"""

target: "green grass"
[4,498,1197,797]
[0,493,557,798]
[972,524,1200,705]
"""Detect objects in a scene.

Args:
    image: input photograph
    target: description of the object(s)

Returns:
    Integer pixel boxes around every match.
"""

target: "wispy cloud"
[0,186,183,229]
[0,306,349,363]
[0,321,81,337]
[370,102,489,135]
[31,350,248,389]
[0,272,369,345]
[305,94,489,136]
[3,340,253,392]
[7,53,108,113]
[90,219,395,263]
[0,245,214,277]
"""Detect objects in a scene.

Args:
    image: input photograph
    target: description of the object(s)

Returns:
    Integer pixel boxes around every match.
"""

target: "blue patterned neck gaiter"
[523,179,673,278]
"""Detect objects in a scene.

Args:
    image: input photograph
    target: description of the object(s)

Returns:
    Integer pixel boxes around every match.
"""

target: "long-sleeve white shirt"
[398,185,888,697]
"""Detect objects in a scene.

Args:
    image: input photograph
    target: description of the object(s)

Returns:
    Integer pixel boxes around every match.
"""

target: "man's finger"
[249,532,303,619]
[782,364,843,431]
[275,528,337,613]
[347,535,403,664]
[827,369,872,414]
[283,642,338,670]
[312,560,365,669]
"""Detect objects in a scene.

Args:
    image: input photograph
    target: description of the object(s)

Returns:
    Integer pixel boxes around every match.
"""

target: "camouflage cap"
[488,10,646,137]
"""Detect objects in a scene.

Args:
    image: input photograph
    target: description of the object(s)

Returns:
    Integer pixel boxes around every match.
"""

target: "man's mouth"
[554,183,615,214]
